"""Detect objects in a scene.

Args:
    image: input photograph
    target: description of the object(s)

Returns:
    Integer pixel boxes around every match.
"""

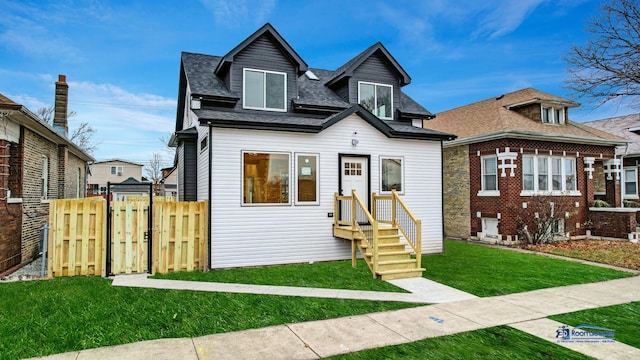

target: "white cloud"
[471,0,546,39]
[199,0,276,27]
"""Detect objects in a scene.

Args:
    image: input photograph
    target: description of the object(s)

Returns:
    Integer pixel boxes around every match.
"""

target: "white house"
[170,23,454,277]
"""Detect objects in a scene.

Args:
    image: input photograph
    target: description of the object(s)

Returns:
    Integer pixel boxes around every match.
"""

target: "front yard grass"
[528,240,640,271]
[1,240,634,358]
[0,277,417,359]
[153,258,406,293]
[327,326,590,359]
[422,240,633,297]
[550,302,640,349]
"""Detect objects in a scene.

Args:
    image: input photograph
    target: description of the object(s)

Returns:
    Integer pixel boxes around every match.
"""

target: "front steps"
[334,224,424,280]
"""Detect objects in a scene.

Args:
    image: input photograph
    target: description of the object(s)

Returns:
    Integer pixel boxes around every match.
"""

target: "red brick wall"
[589,210,636,239]
[467,138,616,239]
[0,139,22,272]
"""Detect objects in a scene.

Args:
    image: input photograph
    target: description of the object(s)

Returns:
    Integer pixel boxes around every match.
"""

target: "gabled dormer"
[214,23,308,113]
[504,93,579,126]
[325,43,412,121]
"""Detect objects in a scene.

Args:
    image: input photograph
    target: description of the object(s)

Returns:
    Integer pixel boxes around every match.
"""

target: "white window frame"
[110,166,123,176]
[521,155,580,196]
[479,155,499,196]
[241,151,291,206]
[242,68,287,112]
[623,166,638,199]
[379,156,404,194]
[358,81,394,120]
[295,153,320,205]
[541,105,565,125]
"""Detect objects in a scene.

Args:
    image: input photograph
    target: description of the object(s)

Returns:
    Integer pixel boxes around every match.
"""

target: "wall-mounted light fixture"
[352,131,358,146]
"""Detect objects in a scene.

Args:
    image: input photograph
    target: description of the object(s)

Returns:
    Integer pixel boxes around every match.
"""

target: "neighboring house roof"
[0,92,94,162]
[93,159,144,166]
[424,88,626,147]
[583,113,640,156]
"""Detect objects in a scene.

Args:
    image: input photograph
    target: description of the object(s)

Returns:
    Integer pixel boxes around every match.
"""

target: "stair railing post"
[351,189,357,228]
[416,219,422,269]
[391,189,397,227]
[372,193,377,220]
[333,192,339,228]
[372,220,378,278]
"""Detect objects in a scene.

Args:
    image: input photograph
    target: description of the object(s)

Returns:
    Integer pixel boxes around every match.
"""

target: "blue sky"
[1,0,634,168]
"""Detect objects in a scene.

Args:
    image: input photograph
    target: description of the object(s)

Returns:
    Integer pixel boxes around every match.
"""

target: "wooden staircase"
[333,190,424,280]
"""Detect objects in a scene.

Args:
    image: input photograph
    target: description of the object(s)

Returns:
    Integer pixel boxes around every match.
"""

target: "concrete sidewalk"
[28,275,640,360]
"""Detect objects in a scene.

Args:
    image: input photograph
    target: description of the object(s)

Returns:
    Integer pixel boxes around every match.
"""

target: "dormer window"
[243,68,286,111]
[541,105,565,125]
[358,82,393,120]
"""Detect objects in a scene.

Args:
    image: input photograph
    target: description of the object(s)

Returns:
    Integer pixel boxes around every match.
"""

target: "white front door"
[341,156,368,207]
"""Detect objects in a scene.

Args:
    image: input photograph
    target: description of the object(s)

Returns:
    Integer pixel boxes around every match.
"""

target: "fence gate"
[106,182,153,275]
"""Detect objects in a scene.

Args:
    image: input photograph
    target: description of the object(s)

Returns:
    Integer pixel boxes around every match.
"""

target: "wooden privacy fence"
[47,198,207,277]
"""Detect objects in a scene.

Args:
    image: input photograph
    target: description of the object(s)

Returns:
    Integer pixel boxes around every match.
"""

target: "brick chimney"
[53,74,68,136]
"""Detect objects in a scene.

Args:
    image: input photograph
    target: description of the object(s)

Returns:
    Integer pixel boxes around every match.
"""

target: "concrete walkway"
[27,275,640,360]
[110,273,478,304]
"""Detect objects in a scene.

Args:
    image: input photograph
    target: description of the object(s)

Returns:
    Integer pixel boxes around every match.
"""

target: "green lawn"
[327,326,592,359]
[422,240,632,297]
[153,258,406,293]
[0,240,633,359]
[0,277,417,359]
[551,302,640,348]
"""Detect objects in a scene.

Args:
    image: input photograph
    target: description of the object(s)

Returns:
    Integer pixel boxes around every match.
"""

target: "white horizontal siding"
[196,125,209,201]
[208,114,443,268]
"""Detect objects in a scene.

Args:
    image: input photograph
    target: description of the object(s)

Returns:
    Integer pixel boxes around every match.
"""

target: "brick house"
[582,113,640,203]
[0,75,94,274]
[422,88,628,243]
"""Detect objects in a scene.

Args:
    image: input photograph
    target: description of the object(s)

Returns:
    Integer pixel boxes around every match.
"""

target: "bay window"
[479,155,498,196]
[624,167,638,198]
[522,155,578,195]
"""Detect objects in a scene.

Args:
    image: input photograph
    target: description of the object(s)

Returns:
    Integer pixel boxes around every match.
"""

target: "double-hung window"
[479,155,498,196]
[624,167,638,198]
[380,157,403,193]
[541,105,565,124]
[243,69,286,111]
[110,166,123,176]
[358,82,393,120]
[522,155,578,195]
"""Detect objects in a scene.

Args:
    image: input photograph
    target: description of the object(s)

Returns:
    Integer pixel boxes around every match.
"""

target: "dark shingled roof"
[196,105,454,140]
[177,25,450,141]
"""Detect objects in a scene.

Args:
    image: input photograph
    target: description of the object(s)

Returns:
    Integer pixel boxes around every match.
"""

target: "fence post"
[41,224,48,278]
[372,220,378,278]
[333,192,339,228]
[351,189,357,227]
